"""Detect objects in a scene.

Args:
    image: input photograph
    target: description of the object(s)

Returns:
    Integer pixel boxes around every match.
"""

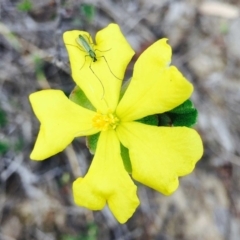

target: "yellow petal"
[63,24,134,113]
[30,90,98,160]
[117,122,203,195]
[95,24,134,82]
[73,130,139,224]
[116,39,193,121]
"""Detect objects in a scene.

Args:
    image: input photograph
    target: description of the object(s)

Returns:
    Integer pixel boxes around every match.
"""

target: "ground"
[1,0,240,240]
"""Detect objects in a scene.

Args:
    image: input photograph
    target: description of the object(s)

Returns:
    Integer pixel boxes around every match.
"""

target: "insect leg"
[95,48,111,53]
[89,61,105,99]
[65,43,86,53]
[79,55,88,71]
[98,55,123,81]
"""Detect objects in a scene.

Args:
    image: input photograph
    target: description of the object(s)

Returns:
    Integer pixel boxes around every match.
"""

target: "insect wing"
[76,35,92,52]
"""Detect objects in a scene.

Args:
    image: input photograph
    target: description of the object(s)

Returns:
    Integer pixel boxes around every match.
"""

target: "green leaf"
[61,222,98,240]
[168,109,198,127]
[158,99,198,127]
[157,113,172,126]
[120,143,132,173]
[33,56,45,80]
[60,173,71,185]
[17,0,33,12]
[136,114,158,126]
[86,132,100,154]
[85,222,98,240]
[169,99,195,114]
[69,85,95,111]
[80,4,95,22]
[0,108,7,127]
[0,142,8,155]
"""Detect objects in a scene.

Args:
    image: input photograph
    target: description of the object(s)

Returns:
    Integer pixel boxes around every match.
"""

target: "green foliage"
[33,56,45,80]
[157,113,171,126]
[169,99,195,114]
[120,143,132,173]
[136,115,158,126]
[14,137,24,152]
[0,142,8,155]
[80,4,96,22]
[86,132,100,154]
[0,108,7,127]
[60,173,71,186]
[17,0,33,12]
[158,99,198,127]
[135,100,198,127]
[69,85,95,111]
[62,222,98,240]
[220,20,229,35]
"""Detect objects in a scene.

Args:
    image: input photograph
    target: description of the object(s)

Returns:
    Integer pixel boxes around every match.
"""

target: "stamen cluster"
[92,110,119,131]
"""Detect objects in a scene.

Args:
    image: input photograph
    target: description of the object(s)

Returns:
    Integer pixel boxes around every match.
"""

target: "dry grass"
[1,0,240,239]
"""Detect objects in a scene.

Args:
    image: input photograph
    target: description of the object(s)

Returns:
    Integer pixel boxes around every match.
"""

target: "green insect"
[75,34,121,79]
[76,34,97,63]
[66,34,121,98]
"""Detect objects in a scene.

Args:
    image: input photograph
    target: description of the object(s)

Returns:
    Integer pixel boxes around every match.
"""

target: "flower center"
[92,110,119,131]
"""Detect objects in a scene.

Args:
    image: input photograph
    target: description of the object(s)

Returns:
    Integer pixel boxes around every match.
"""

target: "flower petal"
[95,23,134,82]
[73,130,139,223]
[117,122,203,195]
[30,90,98,160]
[63,24,134,113]
[116,39,193,121]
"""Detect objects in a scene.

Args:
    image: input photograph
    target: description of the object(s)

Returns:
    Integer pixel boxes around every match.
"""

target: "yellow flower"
[29,24,203,223]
